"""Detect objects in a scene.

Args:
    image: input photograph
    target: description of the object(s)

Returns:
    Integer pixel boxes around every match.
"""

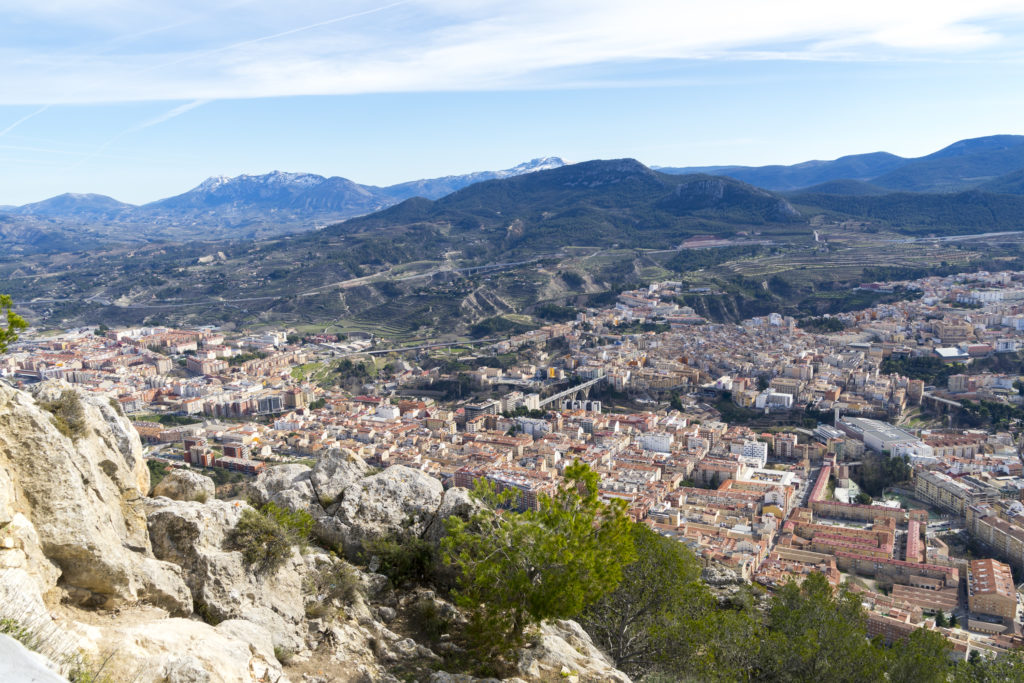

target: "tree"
[442,461,635,663]
[935,611,948,628]
[0,294,27,354]
[760,573,887,682]
[888,628,953,683]
[579,523,711,678]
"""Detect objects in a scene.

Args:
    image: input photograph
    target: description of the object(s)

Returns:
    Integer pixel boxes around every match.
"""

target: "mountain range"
[0,157,566,251]
[7,134,1024,258]
[658,134,1024,194]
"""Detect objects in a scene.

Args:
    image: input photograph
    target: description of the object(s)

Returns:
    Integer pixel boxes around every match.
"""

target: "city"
[10,267,1024,663]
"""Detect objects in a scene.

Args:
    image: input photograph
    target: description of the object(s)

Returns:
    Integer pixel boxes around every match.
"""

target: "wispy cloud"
[1,1,1024,104]
[127,98,209,132]
[0,105,49,136]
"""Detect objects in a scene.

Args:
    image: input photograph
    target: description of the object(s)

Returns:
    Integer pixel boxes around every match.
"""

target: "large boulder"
[337,466,444,549]
[422,487,484,544]
[310,448,371,505]
[251,464,317,511]
[152,469,215,503]
[517,620,632,683]
[0,634,65,683]
[0,381,191,613]
[145,497,310,650]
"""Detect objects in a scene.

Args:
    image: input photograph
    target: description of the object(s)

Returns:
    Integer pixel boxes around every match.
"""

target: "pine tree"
[0,294,27,354]
[442,461,635,663]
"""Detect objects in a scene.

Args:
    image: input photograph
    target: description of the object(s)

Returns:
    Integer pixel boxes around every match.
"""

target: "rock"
[251,464,317,510]
[517,620,632,683]
[702,563,743,586]
[422,487,484,543]
[0,634,65,683]
[376,605,396,622]
[336,466,443,549]
[0,381,191,613]
[145,497,308,650]
[152,469,216,503]
[88,617,288,683]
[310,448,370,505]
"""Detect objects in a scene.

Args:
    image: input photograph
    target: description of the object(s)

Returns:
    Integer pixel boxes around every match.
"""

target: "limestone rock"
[0,381,191,613]
[152,469,215,503]
[145,497,308,650]
[517,620,632,683]
[336,466,443,548]
[0,634,65,683]
[91,617,287,683]
[702,563,743,586]
[251,464,316,510]
[422,486,483,543]
[310,448,370,505]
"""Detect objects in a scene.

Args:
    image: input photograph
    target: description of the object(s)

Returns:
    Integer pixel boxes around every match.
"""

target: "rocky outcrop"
[309,447,370,505]
[0,634,65,683]
[152,469,215,502]
[0,380,191,613]
[252,459,444,555]
[0,380,632,682]
[517,620,632,683]
[337,466,443,547]
[89,617,286,683]
[145,497,309,650]
[422,487,484,544]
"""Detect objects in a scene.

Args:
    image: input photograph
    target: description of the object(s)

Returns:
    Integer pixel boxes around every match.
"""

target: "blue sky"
[2,1,1024,205]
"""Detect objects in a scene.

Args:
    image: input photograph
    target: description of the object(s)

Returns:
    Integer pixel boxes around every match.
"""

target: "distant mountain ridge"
[659,135,1024,194]
[0,157,566,251]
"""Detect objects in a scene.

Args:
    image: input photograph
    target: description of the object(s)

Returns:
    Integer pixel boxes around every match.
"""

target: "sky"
[2,1,1024,205]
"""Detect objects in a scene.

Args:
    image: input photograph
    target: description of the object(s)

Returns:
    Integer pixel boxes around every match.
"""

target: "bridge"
[538,376,606,408]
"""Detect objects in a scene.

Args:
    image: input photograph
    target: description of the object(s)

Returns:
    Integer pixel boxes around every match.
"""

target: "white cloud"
[1,0,1022,104]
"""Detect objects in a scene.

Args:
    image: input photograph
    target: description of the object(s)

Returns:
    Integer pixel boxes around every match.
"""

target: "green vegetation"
[228,351,268,366]
[229,502,313,574]
[303,560,361,619]
[881,355,965,386]
[559,270,584,288]
[959,399,1024,430]
[146,459,171,491]
[135,413,203,426]
[0,294,28,353]
[853,453,912,497]
[362,532,443,589]
[442,462,634,666]
[798,315,847,332]
[469,315,536,338]
[533,302,577,322]
[39,390,88,441]
[579,524,709,678]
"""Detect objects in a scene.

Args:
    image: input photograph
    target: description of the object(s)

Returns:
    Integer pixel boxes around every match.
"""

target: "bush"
[229,503,313,574]
[362,533,440,589]
[304,560,361,619]
[40,390,88,441]
[410,597,450,643]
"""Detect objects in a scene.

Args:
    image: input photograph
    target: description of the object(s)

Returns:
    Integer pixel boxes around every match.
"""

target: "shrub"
[273,645,295,665]
[304,560,361,620]
[39,390,88,441]
[410,597,450,643]
[362,533,439,588]
[229,503,313,574]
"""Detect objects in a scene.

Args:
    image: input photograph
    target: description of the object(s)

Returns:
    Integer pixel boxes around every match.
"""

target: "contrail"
[0,105,49,137]
[128,99,209,133]
[69,99,209,169]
